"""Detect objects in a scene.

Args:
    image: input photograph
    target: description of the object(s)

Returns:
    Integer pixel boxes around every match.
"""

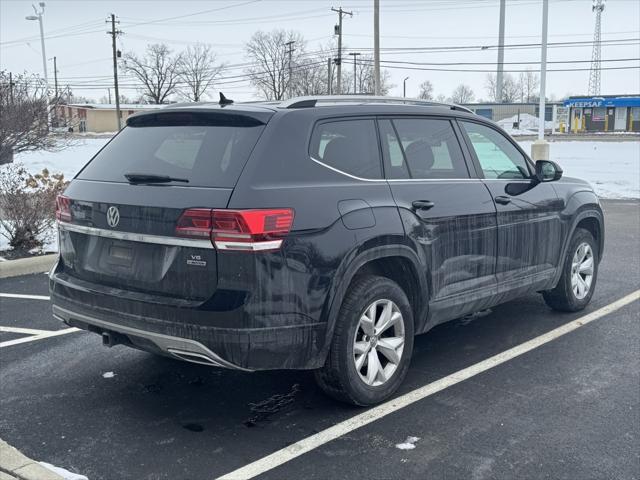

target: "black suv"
[50,96,604,405]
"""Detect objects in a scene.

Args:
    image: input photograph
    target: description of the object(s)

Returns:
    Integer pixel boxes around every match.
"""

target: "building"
[563,95,640,133]
[461,102,562,123]
[54,103,164,133]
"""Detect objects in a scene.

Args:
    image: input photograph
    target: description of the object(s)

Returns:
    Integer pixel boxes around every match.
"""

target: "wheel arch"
[315,242,427,367]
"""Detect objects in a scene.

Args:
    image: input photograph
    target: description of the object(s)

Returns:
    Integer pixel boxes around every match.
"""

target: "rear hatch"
[56,109,271,301]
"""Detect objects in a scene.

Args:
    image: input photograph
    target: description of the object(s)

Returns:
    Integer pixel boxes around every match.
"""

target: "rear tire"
[314,275,414,406]
[543,228,598,312]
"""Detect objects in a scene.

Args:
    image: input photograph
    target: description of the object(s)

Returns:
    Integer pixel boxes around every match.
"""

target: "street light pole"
[26,3,48,88]
[403,76,409,98]
[26,2,49,127]
[532,0,550,162]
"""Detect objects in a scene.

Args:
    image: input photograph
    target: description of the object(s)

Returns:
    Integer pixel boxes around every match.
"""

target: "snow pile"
[498,113,555,135]
[516,140,640,199]
[395,436,420,450]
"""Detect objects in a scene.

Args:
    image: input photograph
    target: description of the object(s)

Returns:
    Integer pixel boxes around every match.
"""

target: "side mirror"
[534,160,563,183]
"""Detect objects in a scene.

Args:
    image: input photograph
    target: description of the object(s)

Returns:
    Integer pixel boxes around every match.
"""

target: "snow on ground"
[517,140,640,199]
[14,137,110,181]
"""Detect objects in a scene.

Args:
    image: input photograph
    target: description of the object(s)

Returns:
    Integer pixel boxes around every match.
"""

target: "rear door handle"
[412,200,435,211]
[494,195,512,205]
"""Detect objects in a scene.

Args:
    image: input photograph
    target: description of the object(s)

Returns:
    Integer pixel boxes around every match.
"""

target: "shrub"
[0,164,67,252]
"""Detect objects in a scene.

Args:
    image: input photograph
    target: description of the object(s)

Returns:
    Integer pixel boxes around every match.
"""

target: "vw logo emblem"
[106,206,120,228]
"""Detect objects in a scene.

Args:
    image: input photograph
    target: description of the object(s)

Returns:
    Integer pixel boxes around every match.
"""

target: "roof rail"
[278,95,473,114]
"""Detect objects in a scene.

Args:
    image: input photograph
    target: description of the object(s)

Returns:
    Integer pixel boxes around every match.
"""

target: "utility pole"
[496,0,506,102]
[52,56,59,99]
[107,13,122,129]
[327,57,333,94]
[52,56,59,126]
[285,40,295,99]
[373,0,380,96]
[332,6,352,95]
[349,52,361,94]
[8,72,14,104]
[532,0,550,161]
[108,88,112,104]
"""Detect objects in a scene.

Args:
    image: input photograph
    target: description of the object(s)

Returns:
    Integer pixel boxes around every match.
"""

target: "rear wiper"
[124,173,189,184]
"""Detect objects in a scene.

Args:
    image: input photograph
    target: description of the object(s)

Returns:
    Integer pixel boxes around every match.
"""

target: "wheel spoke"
[377,337,403,365]
[375,303,398,335]
[579,256,593,275]
[355,352,367,371]
[360,314,374,336]
[354,341,370,356]
[366,349,381,385]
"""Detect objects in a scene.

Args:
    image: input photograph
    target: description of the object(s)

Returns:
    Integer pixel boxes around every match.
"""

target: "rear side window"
[77,113,266,188]
[383,118,469,179]
[309,119,382,179]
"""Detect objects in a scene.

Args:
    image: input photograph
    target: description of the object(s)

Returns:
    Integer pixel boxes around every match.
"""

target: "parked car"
[50,95,604,405]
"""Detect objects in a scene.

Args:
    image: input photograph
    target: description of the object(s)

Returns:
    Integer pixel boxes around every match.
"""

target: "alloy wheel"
[571,242,594,300]
[353,299,405,387]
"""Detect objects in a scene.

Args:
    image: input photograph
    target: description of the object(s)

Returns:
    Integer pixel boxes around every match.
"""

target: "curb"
[0,255,57,279]
[0,440,64,480]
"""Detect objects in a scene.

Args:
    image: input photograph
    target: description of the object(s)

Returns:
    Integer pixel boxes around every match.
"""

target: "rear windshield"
[77,113,266,188]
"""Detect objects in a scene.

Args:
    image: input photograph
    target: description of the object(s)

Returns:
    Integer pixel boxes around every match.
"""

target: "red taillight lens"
[55,195,71,222]
[176,208,294,251]
[175,208,213,238]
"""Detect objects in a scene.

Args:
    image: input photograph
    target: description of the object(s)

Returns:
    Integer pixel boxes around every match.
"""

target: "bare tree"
[450,84,475,104]
[0,71,71,165]
[518,69,539,102]
[245,30,304,100]
[417,80,434,100]
[485,73,521,102]
[123,44,182,104]
[343,55,393,95]
[178,44,224,102]
[435,93,447,103]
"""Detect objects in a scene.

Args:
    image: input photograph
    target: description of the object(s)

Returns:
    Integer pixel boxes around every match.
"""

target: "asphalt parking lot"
[1,199,638,480]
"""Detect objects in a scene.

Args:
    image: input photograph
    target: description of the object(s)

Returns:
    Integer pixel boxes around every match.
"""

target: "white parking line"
[216,289,640,480]
[0,326,53,335]
[0,328,79,348]
[0,293,50,301]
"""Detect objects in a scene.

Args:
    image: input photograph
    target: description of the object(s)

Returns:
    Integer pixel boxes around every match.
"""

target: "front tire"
[314,275,414,406]
[543,228,598,312]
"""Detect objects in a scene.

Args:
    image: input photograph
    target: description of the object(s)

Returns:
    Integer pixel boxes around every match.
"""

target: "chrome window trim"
[57,221,214,249]
[310,156,478,183]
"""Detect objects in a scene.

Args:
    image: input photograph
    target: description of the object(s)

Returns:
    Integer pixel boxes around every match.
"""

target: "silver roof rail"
[278,95,473,113]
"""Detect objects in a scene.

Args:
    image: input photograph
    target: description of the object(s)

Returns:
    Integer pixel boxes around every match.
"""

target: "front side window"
[460,121,530,179]
[309,119,382,179]
[381,118,469,179]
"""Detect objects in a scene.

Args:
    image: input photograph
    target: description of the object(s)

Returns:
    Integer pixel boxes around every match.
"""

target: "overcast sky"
[1,0,639,102]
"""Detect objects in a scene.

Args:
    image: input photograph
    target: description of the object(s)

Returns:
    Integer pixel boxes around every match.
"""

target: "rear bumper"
[50,273,327,371]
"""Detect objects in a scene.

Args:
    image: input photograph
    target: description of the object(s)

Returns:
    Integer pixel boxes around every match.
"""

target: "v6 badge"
[186,254,207,267]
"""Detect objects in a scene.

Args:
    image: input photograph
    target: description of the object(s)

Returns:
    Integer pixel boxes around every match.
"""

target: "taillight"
[55,195,71,222]
[176,208,294,252]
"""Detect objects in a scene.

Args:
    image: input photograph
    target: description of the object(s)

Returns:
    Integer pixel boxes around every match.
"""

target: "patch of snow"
[498,113,554,136]
[395,436,420,450]
[102,371,116,379]
[13,137,111,181]
[39,462,88,480]
[516,140,640,199]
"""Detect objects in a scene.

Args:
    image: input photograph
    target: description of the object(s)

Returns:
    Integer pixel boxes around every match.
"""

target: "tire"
[314,275,414,406]
[543,228,599,312]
